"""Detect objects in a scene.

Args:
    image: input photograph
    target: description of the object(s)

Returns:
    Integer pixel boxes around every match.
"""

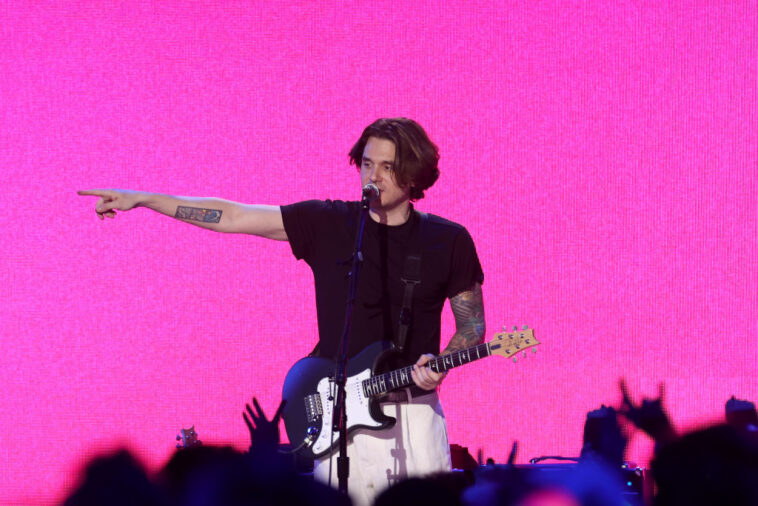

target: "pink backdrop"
[1,1,756,503]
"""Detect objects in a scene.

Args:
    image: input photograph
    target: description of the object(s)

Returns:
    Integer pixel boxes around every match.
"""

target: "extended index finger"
[77,189,111,197]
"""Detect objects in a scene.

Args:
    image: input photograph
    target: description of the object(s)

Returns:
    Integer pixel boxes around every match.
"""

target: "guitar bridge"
[304,393,323,423]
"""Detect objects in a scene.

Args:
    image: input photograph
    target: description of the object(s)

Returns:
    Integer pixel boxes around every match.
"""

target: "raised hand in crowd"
[243,397,286,456]
[619,378,676,446]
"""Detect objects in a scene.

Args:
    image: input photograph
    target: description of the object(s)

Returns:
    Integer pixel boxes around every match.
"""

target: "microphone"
[362,183,380,202]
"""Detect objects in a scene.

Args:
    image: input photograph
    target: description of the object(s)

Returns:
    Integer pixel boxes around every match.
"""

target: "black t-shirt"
[280,200,484,366]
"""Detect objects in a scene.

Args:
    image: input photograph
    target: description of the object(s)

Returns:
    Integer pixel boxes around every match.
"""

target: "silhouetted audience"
[173,446,348,506]
[158,445,242,505]
[61,390,758,505]
[374,471,473,506]
[63,449,167,506]
[652,423,758,506]
[725,396,758,434]
[619,383,758,506]
[462,460,628,506]
[62,398,348,506]
[579,405,626,468]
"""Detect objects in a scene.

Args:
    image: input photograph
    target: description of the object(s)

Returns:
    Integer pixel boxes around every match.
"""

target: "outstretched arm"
[78,189,287,240]
[412,282,485,390]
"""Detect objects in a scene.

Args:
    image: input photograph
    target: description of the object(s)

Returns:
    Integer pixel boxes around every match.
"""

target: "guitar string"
[362,342,493,397]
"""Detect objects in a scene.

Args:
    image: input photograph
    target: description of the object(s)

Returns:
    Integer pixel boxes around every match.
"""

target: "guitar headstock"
[176,426,202,449]
[489,326,539,362]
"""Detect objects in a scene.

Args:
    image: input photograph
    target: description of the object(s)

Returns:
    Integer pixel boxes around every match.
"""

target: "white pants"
[313,391,451,506]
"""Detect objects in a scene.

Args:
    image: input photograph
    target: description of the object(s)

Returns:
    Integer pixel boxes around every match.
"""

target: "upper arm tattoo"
[175,206,223,223]
[443,282,485,354]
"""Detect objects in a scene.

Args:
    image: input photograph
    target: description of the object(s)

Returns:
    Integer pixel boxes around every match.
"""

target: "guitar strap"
[395,211,427,353]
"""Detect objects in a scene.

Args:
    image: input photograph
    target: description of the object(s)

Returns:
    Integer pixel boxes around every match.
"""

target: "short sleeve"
[280,200,327,261]
[445,227,485,299]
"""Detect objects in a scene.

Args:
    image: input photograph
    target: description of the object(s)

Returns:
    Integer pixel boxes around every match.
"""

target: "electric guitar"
[281,326,538,459]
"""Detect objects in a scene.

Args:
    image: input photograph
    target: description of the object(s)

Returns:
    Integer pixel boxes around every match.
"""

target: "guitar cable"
[279,425,319,455]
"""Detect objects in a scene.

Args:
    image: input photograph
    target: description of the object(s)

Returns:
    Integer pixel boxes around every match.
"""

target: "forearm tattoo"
[175,206,223,223]
[443,283,485,354]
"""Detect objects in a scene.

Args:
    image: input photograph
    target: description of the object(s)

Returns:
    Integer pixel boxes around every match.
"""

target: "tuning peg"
[523,351,527,358]
[176,435,181,441]
[522,325,529,330]
[532,347,538,353]
[512,325,518,331]
[513,357,517,363]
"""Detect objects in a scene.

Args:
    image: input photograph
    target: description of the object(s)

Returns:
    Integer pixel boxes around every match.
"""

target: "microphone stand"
[334,192,373,495]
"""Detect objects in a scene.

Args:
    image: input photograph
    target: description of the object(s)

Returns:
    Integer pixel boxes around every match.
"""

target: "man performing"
[79,117,485,506]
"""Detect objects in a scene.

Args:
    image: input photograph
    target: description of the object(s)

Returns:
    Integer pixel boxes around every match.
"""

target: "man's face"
[360,137,411,213]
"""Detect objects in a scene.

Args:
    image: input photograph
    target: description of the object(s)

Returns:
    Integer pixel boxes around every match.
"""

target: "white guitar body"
[311,367,384,456]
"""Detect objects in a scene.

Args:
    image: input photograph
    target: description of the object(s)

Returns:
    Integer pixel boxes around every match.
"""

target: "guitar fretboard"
[361,342,492,398]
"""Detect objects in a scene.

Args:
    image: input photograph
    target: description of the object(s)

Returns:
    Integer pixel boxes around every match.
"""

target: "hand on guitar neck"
[411,353,447,390]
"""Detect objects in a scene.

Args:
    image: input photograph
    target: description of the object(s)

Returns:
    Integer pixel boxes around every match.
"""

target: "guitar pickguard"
[311,367,384,456]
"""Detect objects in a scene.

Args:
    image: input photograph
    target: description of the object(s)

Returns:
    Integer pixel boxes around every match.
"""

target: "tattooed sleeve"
[175,206,223,223]
[442,282,485,354]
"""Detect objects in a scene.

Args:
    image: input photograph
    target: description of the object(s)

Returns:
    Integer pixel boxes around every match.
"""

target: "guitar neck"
[362,342,492,398]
